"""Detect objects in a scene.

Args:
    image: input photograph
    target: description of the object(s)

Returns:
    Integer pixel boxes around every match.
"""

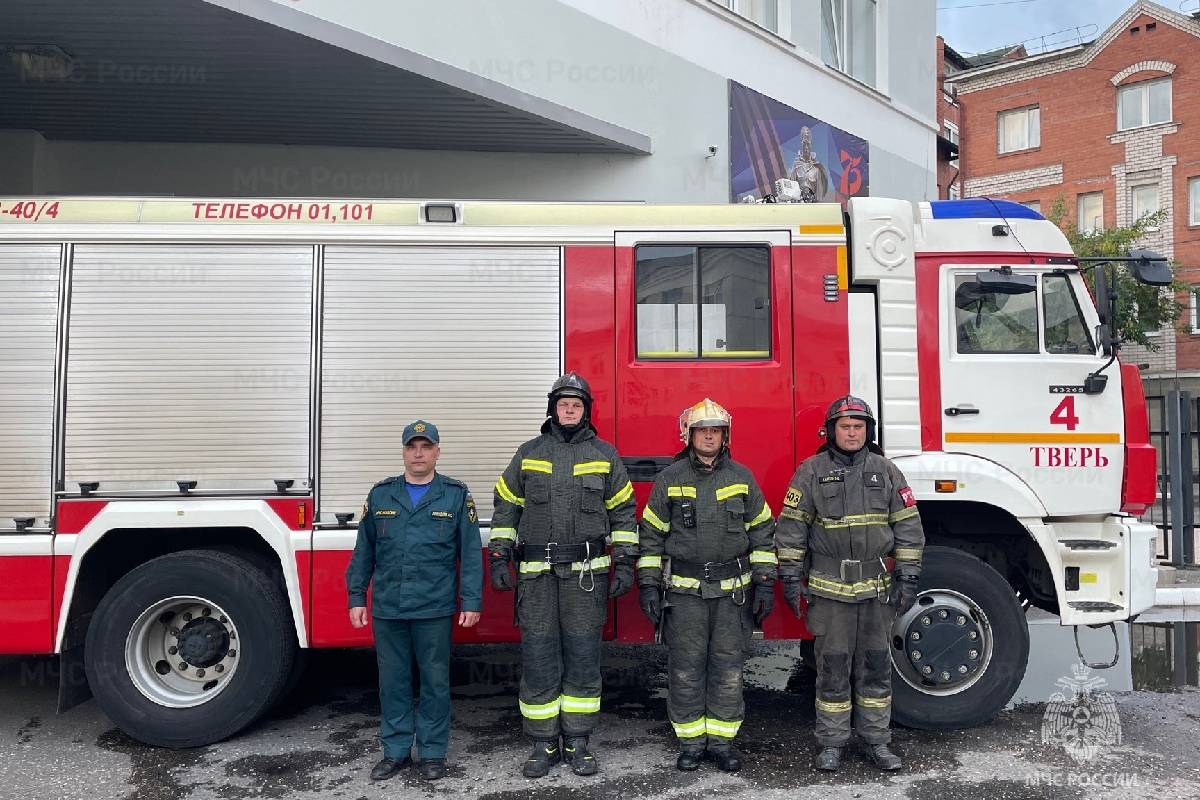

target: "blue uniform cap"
[402,420,439,445]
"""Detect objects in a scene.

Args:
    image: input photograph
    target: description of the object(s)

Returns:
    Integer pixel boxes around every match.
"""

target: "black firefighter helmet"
[545,372,594,429]
[821,394,881,451]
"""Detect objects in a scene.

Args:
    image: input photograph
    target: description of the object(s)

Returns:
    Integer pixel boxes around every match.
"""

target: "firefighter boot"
[815,746,843,771]
[563,737,599,776]
[522,740,562,778]
[865,743,902,771]
[676,746,705,771]
[705,745,743,773]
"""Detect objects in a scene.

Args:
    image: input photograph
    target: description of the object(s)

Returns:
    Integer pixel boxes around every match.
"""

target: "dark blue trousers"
[373,615,454,759]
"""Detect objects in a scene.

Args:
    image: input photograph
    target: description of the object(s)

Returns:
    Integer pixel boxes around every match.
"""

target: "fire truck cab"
[0,195,1159,746]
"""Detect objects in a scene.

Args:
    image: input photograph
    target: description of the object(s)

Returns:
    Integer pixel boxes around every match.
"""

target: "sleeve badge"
[784,486,803,508]
[899,487,917,508]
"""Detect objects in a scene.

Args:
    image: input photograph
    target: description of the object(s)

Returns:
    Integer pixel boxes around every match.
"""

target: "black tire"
[890,546,1029,730]
[84,549,297,748]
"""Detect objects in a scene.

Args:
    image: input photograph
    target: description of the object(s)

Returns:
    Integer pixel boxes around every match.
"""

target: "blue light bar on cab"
[929,199,1044,220]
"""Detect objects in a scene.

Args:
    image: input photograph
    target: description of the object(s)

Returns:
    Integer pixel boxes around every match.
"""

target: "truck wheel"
[890,546,1029,730]
[84,549,297,748]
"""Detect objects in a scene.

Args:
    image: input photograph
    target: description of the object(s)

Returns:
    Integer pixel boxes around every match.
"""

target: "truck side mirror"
[1128,249,1172,286]
[974,266,1036,294]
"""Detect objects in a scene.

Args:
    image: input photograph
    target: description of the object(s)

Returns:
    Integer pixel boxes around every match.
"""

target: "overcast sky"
[936,0,1195,57]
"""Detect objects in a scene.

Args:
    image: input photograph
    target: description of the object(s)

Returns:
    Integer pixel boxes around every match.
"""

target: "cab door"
[613,231,794,503]
[938,265,1124,515]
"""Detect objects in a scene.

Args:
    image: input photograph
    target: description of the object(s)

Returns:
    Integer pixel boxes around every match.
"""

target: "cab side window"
[954,274,1038,354]
[636,245,770,360]
[1042,273,1096,354]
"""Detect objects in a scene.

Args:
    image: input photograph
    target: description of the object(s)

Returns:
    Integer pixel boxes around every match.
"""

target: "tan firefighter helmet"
[678,398,732,445]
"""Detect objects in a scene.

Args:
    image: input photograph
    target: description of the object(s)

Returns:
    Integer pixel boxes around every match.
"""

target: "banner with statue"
[728,80,869,205]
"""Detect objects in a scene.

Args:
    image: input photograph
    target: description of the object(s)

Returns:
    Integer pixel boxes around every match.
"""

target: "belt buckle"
[840,559,862,583]
[544,541,558,562]
[702,561,715,580]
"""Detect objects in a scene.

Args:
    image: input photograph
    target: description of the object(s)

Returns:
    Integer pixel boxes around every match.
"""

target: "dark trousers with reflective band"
[809,597,895,746]
[373,614,454,760]
[663,592,753,748]
[517,568,608,739]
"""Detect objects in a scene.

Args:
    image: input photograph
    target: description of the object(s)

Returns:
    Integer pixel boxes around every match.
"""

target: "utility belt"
[810,554,890,584]
[516,536,609,564]
[671,554,749,582]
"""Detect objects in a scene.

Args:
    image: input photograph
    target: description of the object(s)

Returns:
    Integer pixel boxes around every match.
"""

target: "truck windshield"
[1043,273,1096,355]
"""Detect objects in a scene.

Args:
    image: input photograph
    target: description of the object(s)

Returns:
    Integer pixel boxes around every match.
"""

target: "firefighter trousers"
[663,591,754,749]
[808,596,895,746]
[516,567,609,740]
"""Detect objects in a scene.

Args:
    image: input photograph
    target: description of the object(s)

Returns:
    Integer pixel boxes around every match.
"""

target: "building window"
[636,245,771,360]
[998,106,1040,153]
[1190,177,1200,226]
[1190,289,1200,334]
[712,0,780,33]
[1130,183,1159,223]
[949,182,961,200]
[1117,78,1171,131]
[944,120,960,167]
[821,0,877,87]
[1077,192,1104,233]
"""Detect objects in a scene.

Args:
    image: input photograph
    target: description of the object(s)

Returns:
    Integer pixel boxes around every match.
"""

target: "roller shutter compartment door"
[0,245,60,529]
[65,245,312,493]
[319,246,560,523]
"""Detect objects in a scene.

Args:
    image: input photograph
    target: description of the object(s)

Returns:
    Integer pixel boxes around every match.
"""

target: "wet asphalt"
[1,641,1199,800]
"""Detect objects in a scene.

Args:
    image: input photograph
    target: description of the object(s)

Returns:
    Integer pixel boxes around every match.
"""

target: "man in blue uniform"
[347,420,484,782]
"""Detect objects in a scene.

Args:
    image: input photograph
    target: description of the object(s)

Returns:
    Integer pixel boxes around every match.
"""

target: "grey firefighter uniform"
[346,472,484,761]
[490,427,637,739]
[775,448,924,747]
[637,450,776,747]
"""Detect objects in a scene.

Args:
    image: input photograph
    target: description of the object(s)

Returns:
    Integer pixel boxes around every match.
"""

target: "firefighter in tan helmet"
[636,399,776,772]
[775,395,924,771]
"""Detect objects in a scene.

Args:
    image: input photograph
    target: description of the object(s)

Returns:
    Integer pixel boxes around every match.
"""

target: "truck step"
[1067,601,1123,612]
[1060,539,1117,550]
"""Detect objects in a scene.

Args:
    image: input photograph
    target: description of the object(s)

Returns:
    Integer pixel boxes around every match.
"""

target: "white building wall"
[19,0,937,203]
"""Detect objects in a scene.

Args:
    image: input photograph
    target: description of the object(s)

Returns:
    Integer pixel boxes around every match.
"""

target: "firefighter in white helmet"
[636,399,776,772]
[775,395,924,772]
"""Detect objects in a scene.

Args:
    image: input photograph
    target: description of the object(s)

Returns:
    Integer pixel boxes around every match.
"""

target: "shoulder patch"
[466,494,478,523]
[899,486,917,508]
[784,486,803,508]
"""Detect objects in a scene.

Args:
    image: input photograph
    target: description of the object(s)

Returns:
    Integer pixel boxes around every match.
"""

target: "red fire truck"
[0,195,1160,747]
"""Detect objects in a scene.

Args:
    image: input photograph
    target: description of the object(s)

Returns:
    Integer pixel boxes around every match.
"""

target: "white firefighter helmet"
[678,398,732,445]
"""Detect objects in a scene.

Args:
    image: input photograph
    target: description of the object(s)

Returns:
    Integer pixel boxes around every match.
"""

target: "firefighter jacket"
[636,449,776,598]
[490,424,638,572]
[346,472,484,619]
[775,447,924,603]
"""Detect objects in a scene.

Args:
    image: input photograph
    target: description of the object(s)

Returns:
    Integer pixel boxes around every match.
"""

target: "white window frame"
[1117,78,1172,132]
[948,182,961,200]
[1130,183,1160,225]
[997,106,1040,154]
[1077,192,1104,234]
[821,0,879,88]
[1190,176,1200,227]
[944,120,960,167]
[711,0,786,35]
[1190,289,1200,335]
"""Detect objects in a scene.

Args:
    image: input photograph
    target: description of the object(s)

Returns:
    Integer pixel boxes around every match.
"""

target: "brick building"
[948,1,1200,390]
[935,36,969,199]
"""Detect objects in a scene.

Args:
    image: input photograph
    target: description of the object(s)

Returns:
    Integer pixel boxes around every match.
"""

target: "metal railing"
[1145,391,1198,565]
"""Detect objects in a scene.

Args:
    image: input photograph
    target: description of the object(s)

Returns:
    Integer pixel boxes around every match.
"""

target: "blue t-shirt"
[406,480,432,506]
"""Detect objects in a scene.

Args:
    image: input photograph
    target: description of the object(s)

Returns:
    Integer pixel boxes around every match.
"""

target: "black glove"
[609,557,634,598]
[892,574,919,614]
[639,585,662,625]
[782,576,809,618]
[489,552,515,592]
[752,581,775,625]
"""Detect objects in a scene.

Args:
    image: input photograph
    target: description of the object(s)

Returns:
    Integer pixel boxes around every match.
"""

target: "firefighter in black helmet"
[775,395,924,772]
[489,372,638,778]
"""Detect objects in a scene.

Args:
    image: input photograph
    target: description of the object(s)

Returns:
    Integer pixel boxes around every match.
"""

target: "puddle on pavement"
[1012,611,1198,704]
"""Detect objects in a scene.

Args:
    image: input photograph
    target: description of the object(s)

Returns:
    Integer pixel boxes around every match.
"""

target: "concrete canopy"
[0,0,651,154]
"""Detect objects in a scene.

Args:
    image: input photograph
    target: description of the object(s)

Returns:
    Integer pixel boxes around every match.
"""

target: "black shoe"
[705,746,742,772]
[522,740,561,779]
[815,746,843,771]
[418,758,447,781]
[563,737,599,776]
[865,743,902,771]
[369,756,411,781]
[676,748,704,771]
